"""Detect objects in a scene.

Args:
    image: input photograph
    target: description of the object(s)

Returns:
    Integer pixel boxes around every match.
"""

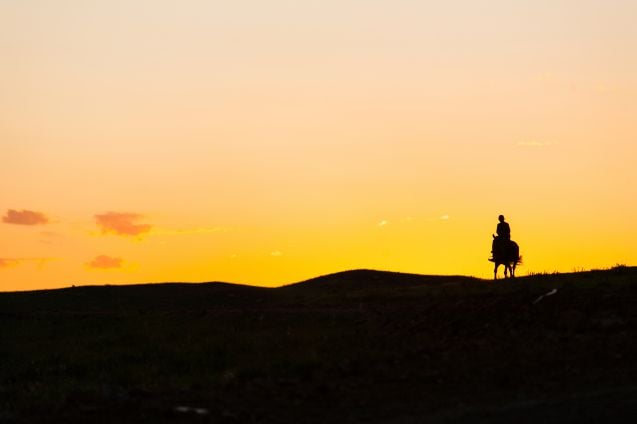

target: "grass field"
[1,267,636,423]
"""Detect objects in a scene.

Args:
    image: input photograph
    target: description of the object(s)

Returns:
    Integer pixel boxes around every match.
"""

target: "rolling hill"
[1,267,636,423]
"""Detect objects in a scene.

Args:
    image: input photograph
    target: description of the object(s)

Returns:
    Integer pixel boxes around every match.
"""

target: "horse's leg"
[511,262,516,278]
[494,263,499,280]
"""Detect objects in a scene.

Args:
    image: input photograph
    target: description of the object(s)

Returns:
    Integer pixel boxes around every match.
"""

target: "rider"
[490,215,511,261]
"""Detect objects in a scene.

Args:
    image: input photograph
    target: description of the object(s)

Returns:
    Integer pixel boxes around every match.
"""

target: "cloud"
[150,227,232,236]
[40,231,63,238]
[3,209,49,226]
[95,212,152,237]
[517,141,553,148]
[87,255,123,269]
[270,251,283,257]
[0,258,20,269]
[425,214,451,223]
[378,220,389,227]
[0,257,55,270]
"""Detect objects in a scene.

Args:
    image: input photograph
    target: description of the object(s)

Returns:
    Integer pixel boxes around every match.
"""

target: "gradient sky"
[2,0,636,290]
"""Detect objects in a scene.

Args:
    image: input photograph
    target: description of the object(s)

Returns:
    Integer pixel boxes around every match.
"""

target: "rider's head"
[498,215,505,222]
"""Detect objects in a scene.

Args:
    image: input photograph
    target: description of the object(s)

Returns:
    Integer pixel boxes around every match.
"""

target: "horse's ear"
[492,234,496,239]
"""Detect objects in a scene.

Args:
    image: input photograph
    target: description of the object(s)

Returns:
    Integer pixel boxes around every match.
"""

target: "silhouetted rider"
[490,215,511,261]
[496,215,510,240]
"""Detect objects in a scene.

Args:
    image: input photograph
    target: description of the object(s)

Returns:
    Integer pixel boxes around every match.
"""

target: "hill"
[1,267,636,423]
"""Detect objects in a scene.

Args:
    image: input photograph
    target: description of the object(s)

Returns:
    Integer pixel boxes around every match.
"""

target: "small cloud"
[0,257,55,270]
[0,258,20,269]
[87,255,123,270]
[39,231,64,244]
[150,227,232,236]
[378,220,389,227]
[440,215,450,221]
[95,212,152,237]
[3,209,49,226]
[595,83,619,94]
[270,251,283,257]
[517,140,553,148]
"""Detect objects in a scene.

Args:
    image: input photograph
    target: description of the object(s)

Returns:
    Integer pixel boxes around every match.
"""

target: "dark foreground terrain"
[1,267,637,423]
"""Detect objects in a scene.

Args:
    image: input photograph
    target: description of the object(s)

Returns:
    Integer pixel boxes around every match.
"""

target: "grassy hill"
[1,267,636,423]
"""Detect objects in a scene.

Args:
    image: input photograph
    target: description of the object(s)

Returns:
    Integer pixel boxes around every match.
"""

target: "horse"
[490,236,522,280]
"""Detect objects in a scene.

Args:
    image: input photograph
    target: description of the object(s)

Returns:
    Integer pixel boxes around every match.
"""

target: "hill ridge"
[2,266,636,295]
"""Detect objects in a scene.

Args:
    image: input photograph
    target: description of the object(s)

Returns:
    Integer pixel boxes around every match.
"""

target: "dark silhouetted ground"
[1,267,636,423]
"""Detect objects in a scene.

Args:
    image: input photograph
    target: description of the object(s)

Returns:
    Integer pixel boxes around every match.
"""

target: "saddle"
[491,235,514,261]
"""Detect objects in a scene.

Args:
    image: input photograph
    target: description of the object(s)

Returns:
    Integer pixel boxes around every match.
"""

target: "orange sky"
[2,1,636,290]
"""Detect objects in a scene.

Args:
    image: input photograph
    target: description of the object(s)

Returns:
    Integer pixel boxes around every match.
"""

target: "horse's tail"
[510,241,522,265]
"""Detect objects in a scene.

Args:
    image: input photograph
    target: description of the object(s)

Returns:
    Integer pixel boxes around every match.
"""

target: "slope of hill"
[280,269,481,292]
[1,267,636,423]
[0,281,272,313]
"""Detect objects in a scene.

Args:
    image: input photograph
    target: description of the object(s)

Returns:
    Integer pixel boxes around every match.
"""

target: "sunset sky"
[2,0,636,291]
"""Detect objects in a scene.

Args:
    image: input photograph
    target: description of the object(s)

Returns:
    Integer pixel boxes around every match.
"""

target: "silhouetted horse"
[491,236,521,280]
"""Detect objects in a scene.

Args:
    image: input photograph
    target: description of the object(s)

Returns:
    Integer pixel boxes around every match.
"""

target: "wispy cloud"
[3,209,49,226]
[0,257,55,269]
[424,214,451,222]
[0,258,20,269]
[517,140,553,148]
[378,220,389,227]
[150,227,232,236]
[87,255,123,270]
[40,231,63,238]
[95,212,152,237]
[270,251,283,257]
[39,231,65,245]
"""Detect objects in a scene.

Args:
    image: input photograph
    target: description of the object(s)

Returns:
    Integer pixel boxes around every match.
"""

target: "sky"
[2,0,636,291]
